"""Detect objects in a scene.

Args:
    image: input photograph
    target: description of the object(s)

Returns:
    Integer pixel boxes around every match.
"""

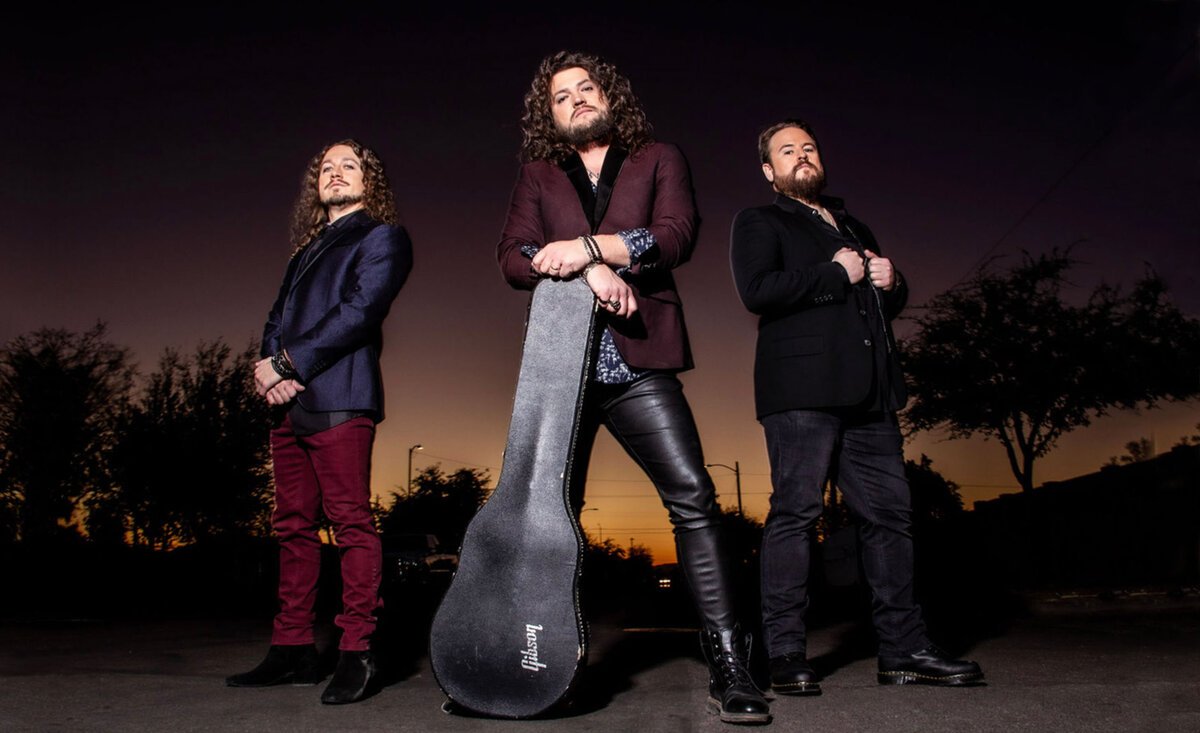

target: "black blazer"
[730,194,907,419]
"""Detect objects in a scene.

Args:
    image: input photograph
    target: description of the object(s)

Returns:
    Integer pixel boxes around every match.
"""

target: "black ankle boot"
[320,650,376,704]
[700,626,771,725]
[226,644,322,687]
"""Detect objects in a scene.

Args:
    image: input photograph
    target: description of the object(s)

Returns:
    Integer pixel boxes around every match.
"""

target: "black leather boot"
[677,527,770,724]
[878,645,984,686]
[320,650,376,704]
[701,626,772,725]
[225,643,322,687]
[675,526,739,631]
[769,652,821,695]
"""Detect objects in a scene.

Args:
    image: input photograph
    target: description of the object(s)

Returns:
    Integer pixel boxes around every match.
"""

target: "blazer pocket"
[765,335,824,358]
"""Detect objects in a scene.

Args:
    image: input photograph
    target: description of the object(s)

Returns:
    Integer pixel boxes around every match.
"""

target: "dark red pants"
[269,415,381,651]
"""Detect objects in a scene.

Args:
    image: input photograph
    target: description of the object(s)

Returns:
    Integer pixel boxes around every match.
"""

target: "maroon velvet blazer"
[497,142,700,372]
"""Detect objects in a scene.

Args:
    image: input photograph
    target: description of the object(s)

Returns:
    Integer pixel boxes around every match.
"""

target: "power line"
[413,452,497,472]
[582,491,773,499]
[585,472,772,483]
[947,40,1198,290]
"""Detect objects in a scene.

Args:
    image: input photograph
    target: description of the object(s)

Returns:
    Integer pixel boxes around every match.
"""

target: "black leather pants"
[569,372,737,630]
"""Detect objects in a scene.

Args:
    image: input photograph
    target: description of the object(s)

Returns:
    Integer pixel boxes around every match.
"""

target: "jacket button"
[863,339,872,346]
[859,309,867,316]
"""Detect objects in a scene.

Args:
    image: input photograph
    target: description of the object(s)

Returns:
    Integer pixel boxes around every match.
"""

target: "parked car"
[381,533,458,586]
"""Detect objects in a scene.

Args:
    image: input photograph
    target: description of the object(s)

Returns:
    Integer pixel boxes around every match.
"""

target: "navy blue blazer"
[261,211,412,421]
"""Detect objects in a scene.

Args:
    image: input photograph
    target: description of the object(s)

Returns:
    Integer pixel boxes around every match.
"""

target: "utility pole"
[407,444,423,497]
[705,461,743,516]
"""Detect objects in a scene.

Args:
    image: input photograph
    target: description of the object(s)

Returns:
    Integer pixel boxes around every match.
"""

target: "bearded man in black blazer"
[730,119,983,696]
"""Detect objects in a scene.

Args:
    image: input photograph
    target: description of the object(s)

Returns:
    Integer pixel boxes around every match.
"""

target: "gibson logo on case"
[520,623,547,671]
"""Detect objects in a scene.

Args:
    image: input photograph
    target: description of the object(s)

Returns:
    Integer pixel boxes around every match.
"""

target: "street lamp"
[580,507,600,543]
[705,461,743,516]
[407,444,423,496]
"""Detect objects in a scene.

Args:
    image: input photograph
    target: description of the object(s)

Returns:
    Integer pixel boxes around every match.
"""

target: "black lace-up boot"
[700,626,772,725]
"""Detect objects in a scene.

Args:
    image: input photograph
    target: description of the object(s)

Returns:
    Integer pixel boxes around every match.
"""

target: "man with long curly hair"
[227,140,413,705]
[497,51,770,724]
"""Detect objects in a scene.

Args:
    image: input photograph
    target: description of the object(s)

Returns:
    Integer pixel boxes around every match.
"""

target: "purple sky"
[5,3,1198,560]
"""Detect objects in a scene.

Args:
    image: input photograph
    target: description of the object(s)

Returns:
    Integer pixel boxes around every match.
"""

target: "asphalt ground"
[2,601,1197,732]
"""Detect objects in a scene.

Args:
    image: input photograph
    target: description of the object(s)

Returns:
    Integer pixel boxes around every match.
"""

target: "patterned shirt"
[521,228,655,383]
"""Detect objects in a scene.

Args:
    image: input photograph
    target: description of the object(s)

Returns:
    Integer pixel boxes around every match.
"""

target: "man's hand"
[833,247,865,284]
[531,234,633,278]
[864,250,896,291]
[583,264,638,319]
[265,379,306,406]
[531,239,592,278]
[254,357,283,396]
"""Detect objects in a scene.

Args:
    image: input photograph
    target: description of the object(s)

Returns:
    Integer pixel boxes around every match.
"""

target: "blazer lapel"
[592,147,627,230]
[559,154,598,231]
[558,147,628,234]
[290,214,370,293]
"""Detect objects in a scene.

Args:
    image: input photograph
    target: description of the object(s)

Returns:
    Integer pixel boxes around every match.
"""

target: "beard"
[559,109,614,148]
[774,164,826,203]
[321,190,364,208]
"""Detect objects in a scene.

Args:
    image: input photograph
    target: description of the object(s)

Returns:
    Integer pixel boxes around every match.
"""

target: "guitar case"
[429,277,598,718]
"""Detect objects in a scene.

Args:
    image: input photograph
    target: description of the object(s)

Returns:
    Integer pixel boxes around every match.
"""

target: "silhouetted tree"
[719,505,764,571]
[583,536,627,566]
[625,542,654,573]
[1120,437,1155,465]
[105,341,274,548]
[905,454,964,523]
[376,465,489,552]
[0,324,133,542]
[579,535,659,615]
[902,250,1200,492]
[1173,423,1200,449]
[810,456,960,542]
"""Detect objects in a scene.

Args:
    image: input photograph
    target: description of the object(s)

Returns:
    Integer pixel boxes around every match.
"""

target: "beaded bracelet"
[579,234,602,264]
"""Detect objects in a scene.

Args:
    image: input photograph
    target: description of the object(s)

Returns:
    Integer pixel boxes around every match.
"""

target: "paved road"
[1,607,1197,732]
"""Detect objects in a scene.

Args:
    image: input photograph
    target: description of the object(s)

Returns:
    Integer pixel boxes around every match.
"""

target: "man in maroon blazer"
[497,51,769,725]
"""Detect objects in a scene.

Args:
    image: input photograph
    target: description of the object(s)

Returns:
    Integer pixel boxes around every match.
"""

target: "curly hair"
[519,51,654,163]
[288,139,399,253]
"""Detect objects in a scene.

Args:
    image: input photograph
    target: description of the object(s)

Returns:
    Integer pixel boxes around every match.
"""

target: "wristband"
[271,351,299,380]
[580,234,602,264]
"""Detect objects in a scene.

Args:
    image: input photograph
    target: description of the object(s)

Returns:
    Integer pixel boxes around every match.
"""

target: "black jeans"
[760,409,929,658]
[570,372,737,630]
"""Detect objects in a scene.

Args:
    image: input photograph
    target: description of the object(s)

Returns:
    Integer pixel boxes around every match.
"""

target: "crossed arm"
[255,224,413,403]
[497,145,698,318]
